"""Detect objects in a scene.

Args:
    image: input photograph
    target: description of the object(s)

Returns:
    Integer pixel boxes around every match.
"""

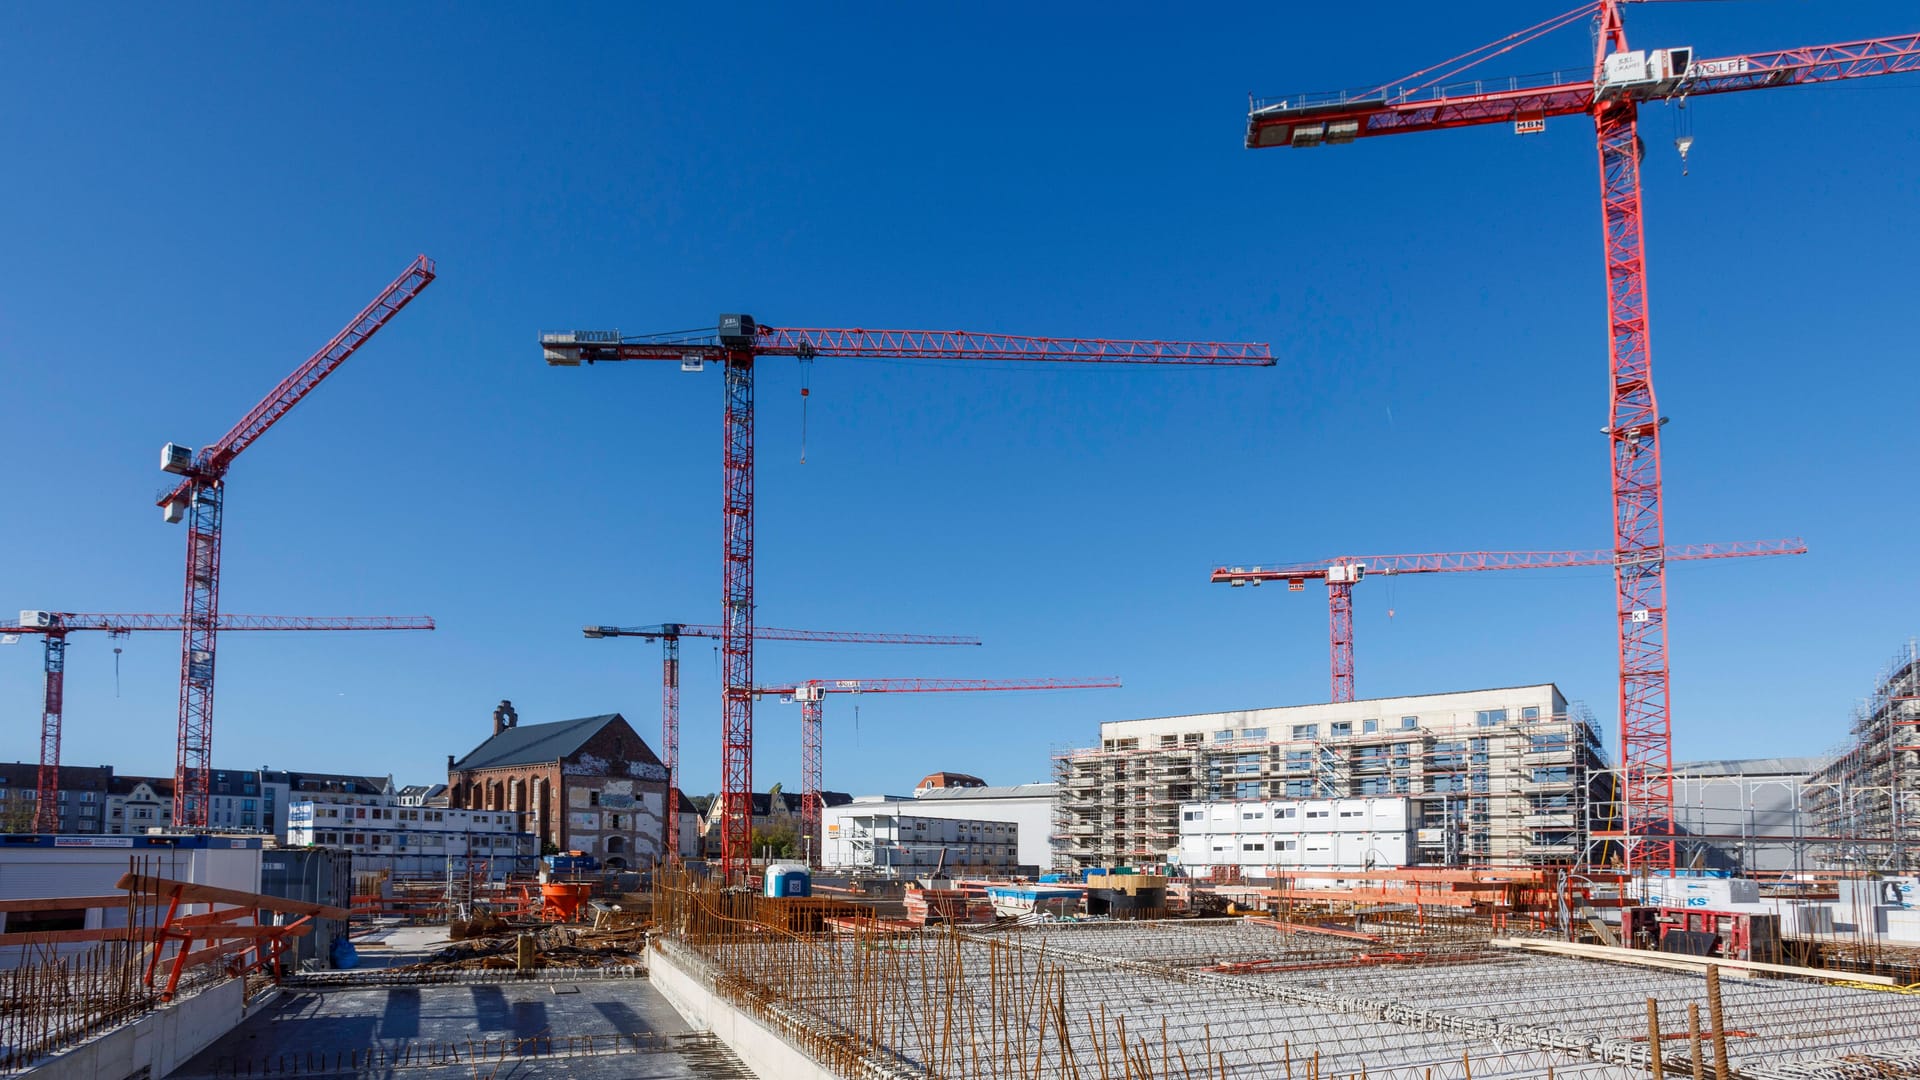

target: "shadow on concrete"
[472,985,550,1040]
[380,987,421,1039]
[591,1000,656,1034]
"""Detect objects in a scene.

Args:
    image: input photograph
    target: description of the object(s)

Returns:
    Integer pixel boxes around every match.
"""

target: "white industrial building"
[287,796,537,880]
[820,783,1057,874]
[821,804,1020,874]
[1177,796,1413,876]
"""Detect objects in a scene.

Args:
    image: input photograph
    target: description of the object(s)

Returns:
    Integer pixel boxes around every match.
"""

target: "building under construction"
[1808,639,1920,871]
[1055,685,1608,871]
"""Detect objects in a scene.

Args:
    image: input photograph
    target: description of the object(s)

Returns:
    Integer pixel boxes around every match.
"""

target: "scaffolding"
[1807,639,1920,871]
[1054,706,1608,873]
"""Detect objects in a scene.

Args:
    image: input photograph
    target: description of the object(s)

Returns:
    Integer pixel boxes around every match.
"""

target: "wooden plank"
[1491,937,1896,986]
[0,925,312,946]
[114,872,349,920]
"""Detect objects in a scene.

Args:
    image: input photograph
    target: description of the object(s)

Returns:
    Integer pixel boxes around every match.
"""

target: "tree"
[751,823,799,860]
[1,797,36,835]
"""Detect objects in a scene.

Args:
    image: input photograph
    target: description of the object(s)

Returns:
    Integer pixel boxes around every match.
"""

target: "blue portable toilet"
[764,861,812,898]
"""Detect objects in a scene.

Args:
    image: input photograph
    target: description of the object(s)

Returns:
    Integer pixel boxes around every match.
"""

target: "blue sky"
[2,2,1916,798]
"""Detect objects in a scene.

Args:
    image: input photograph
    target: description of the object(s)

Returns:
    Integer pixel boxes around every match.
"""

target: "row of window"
[306,806,466,823]
[304,831,521,849]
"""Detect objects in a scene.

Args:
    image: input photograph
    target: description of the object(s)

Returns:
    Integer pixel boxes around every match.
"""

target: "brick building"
[446,701,670,869]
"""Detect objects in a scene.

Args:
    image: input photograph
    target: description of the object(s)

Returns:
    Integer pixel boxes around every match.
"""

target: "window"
[1521,706,1541,720]
[610,814,623,830]
[1475,709,1508,727]
[1242,728,1267,741]
[1401,716,1419,730]
[1531,733,1569,752]
[1160,735,1179,748]
[1285,781,1313,798]
[1362,719,1378,734]
[1243,842,1266,852]
[1339,807,1364,818]
[1531,767,1571,784]
[1183,733,1203,746]
[1234,781,1260,799]
[1306,808,1329,819]
[1330,721,1352,737]
[8,908,87,934]
[1183,809,1203,822]
[1291,724,1319,740]
[1241,810,1264,821]
[1275,805,1296,819]
[1215,729,1236,743]
[589,792,600,807]
[1281,839,1297,851]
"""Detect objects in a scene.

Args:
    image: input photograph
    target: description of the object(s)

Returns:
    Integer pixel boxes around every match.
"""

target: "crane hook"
[799,356,813,464]
[1673,98,1694,177]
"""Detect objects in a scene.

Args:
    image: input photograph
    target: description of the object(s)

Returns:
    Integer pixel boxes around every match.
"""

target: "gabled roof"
[744,791,853,816]
[110,775,174,797]
[452,714,648,772]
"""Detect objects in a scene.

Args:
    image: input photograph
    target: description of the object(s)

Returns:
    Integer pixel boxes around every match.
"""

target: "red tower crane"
[544,318,1271,879]
[1213,539,1806,704]
[2,612,434,832]
[158,255,435,827]
[755,675,1123,865]
[1242,4,1919,869]
[581,622,980,863]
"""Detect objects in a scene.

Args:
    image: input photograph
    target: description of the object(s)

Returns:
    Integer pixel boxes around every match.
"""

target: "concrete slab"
[168,978,752,1079]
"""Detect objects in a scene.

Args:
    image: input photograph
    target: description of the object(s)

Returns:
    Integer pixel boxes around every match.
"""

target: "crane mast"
[758,676,1123,865]
[548,317,1270,880]
[1242,1,1916,870]
[583,622,980,864]
[158,256,435,827]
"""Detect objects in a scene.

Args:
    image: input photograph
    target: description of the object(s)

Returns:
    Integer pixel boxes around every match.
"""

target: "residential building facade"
[447,701,671,869]
[105,775,174,834]
[287,795,537,879]
[696,790,854,860]
[0,764,113,834]
[1056,685,1606,871]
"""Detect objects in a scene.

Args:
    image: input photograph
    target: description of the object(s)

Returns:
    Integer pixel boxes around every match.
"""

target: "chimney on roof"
[493,700,517,736]
[447,754,456,773]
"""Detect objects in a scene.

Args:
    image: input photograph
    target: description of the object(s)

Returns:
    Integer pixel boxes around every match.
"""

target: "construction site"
[3,0,1920,1078]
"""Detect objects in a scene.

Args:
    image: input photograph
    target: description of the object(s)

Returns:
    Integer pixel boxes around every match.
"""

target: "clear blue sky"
[3,3,1916,798]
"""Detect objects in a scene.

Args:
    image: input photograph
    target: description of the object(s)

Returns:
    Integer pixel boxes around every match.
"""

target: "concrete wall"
[649,943,839,1080]
[27,979,276,1080]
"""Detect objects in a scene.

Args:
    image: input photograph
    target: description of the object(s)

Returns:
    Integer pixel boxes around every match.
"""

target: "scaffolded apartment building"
[1055,684,1607,871]
[1808,640,1920,871]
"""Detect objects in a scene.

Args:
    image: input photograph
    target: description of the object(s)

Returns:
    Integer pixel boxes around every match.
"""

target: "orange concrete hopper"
[540,882,594,922]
